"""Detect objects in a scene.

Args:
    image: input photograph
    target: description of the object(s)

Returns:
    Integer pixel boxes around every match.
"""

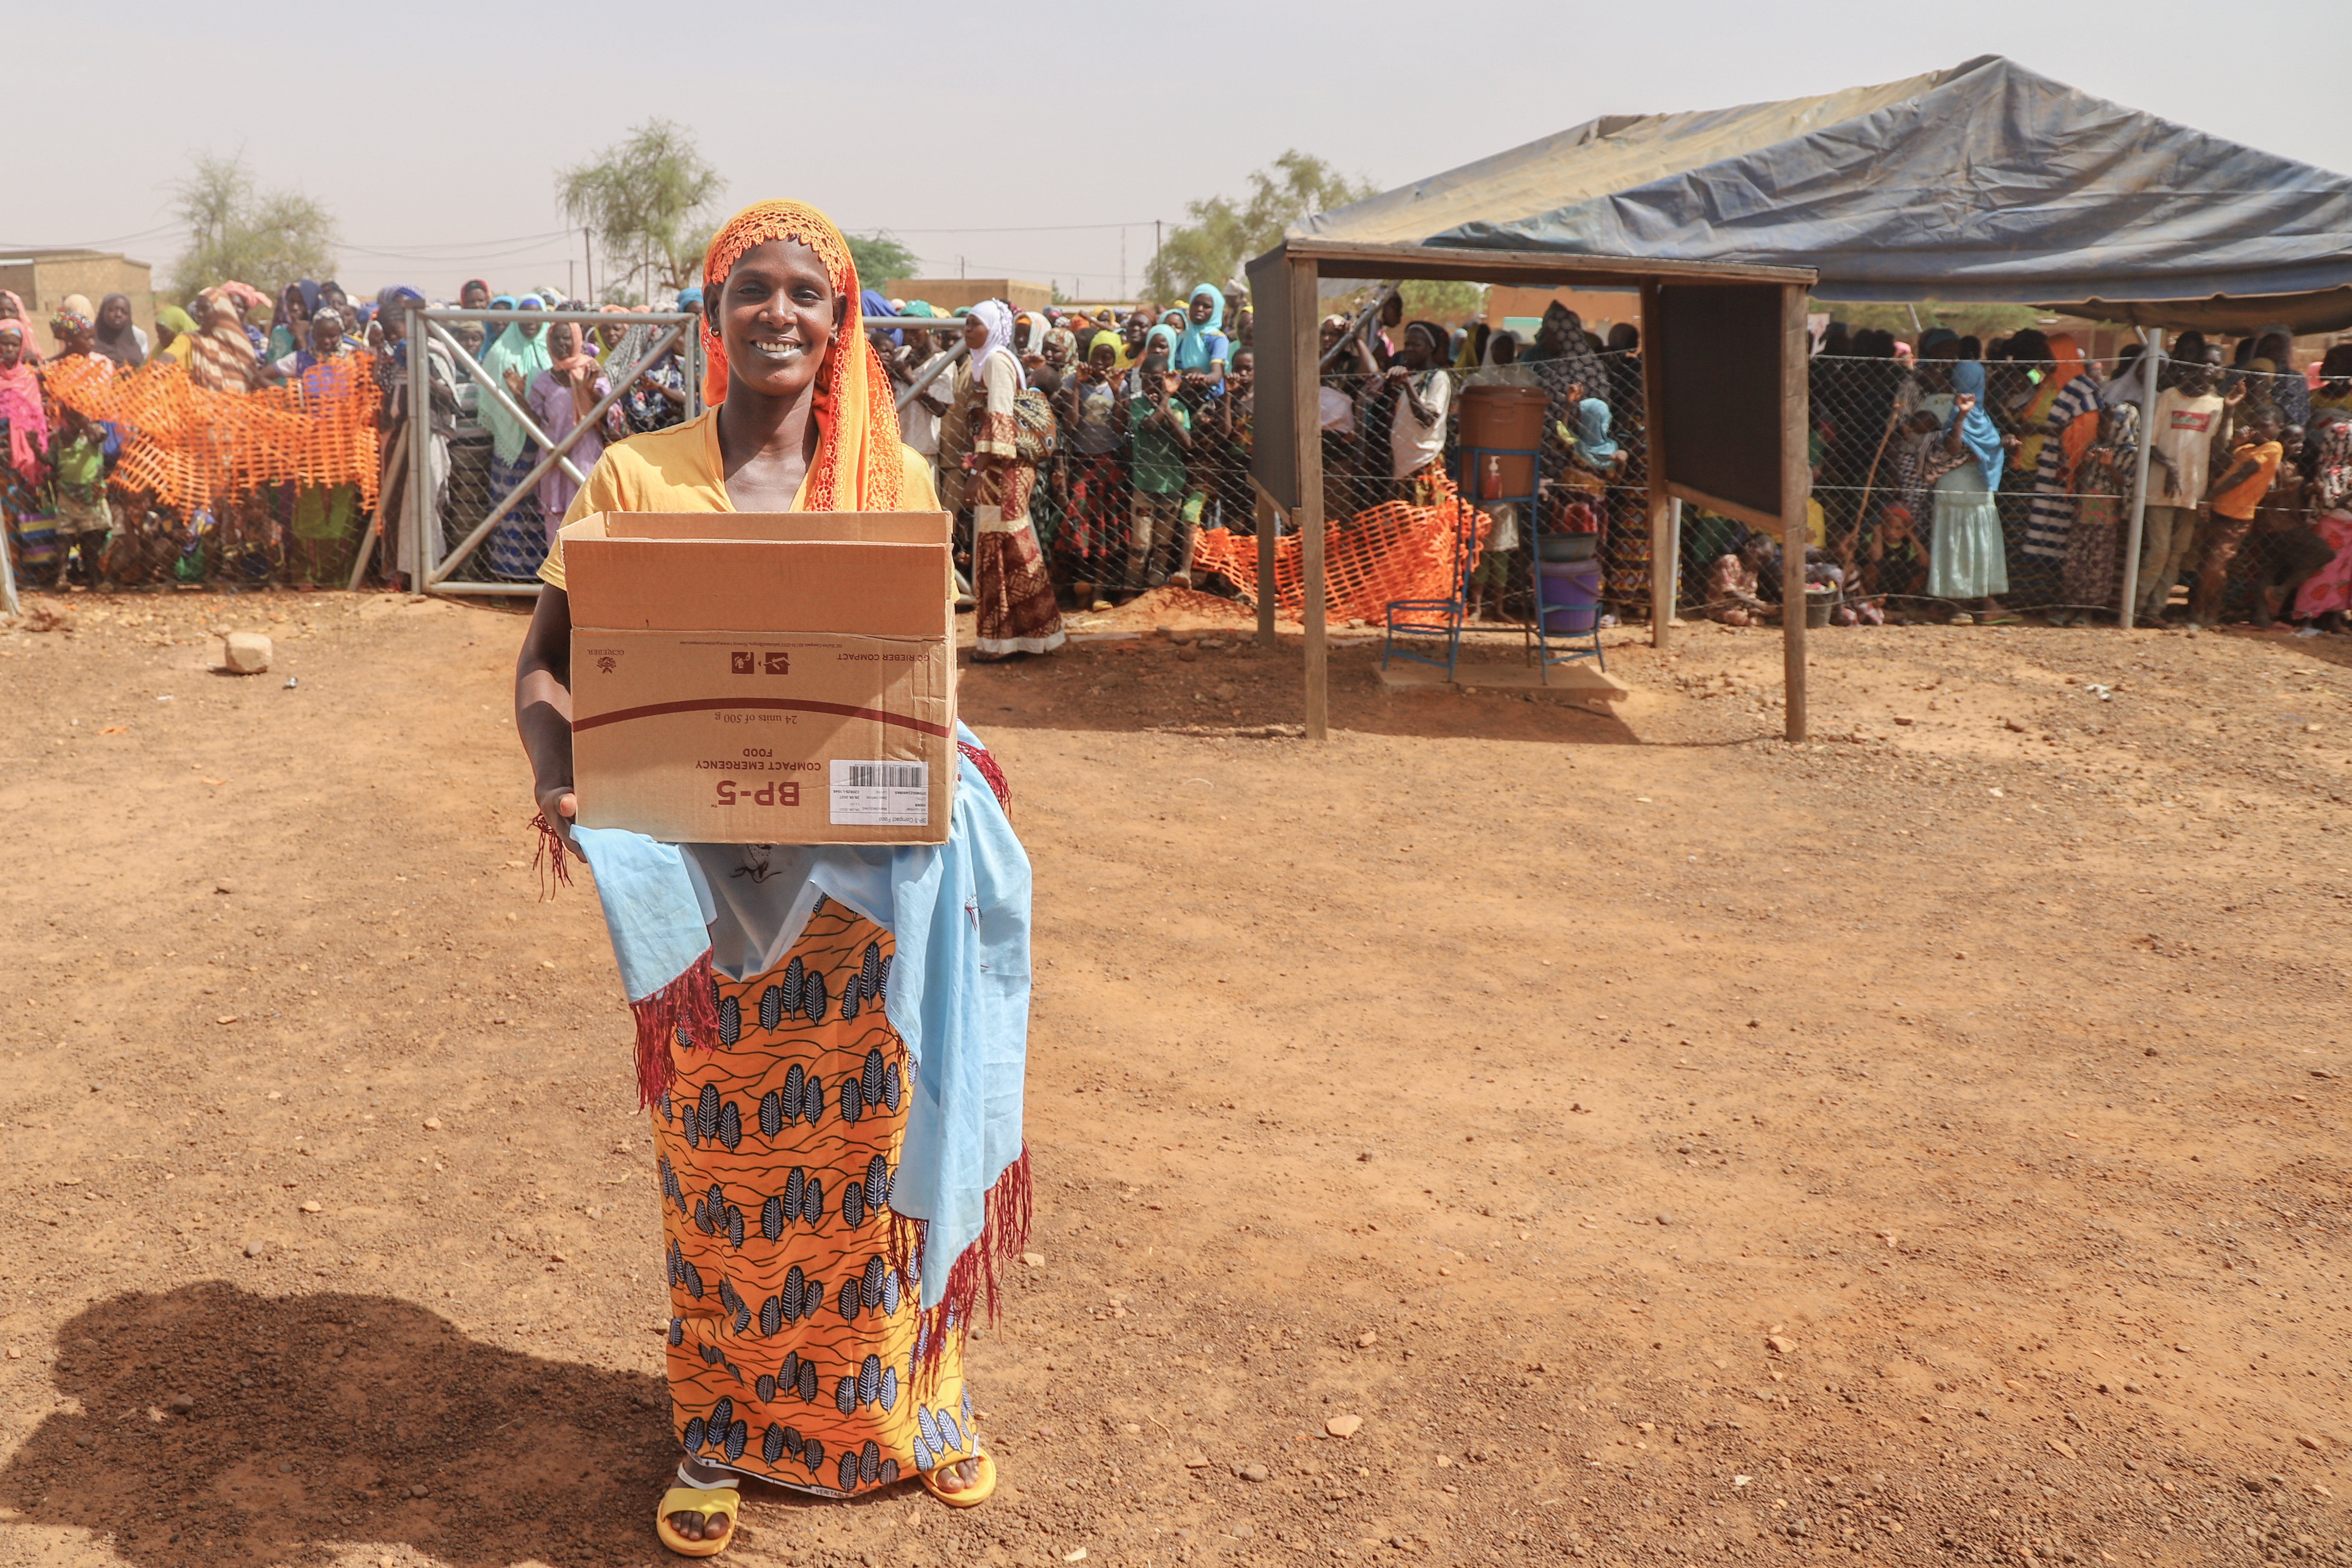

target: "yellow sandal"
[655,1485,741,1557]
[920,1450,998,1508]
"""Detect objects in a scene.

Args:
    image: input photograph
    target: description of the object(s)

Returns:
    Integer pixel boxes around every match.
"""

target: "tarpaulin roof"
[1296,55,2352,334]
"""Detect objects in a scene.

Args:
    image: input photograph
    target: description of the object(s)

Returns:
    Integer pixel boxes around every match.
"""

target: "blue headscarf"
[1141,322,1180,372]
[375,286,424,365]
[674,285,702,311]
[1569,395,1617,466]
[1947,360,2005,490]
[1173,283,1228,375]
[861,287,902,348]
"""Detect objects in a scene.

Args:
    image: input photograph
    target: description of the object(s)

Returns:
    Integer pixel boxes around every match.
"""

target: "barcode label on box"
[830,760,930,826]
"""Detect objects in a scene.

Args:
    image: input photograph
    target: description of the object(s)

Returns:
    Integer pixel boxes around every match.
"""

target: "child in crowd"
[1707,533,1780,626]
[2187,409,2283,627]
[1055,333,1127,610]
[1126,333,1192,599]
[49,408,117,588]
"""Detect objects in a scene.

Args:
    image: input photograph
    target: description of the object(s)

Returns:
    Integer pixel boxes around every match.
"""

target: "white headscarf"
[2103,344,2163,409]
[967,299,1026,390]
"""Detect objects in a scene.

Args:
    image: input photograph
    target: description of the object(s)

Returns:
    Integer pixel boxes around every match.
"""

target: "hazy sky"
[11,2,2340,303]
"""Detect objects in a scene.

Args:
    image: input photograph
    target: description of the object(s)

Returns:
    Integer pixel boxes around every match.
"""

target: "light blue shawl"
[1948,360,2006,490]
[1174,283,1229,375]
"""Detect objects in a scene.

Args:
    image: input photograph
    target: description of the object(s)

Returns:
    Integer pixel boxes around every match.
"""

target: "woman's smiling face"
[720,239,840,402]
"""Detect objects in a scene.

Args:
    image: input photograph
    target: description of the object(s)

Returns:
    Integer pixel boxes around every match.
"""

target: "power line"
[336,228,581,257]
[0,221,190,253]
[870,220,1156,236]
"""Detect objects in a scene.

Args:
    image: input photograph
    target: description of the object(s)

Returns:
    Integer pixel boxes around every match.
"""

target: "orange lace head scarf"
[700,200,903,510]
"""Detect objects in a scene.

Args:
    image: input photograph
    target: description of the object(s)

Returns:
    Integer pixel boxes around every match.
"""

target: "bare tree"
[557,121,726,303]
[1142,151,1377,306]
[166,153,338,304]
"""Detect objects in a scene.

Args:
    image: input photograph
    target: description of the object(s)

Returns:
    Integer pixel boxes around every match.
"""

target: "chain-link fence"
[1798,347,2332,630]
[1085,334,2338,636]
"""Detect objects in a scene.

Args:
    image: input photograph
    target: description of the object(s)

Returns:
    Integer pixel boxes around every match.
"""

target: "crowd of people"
[1779,322,2349,631]
[3,271,2346,639]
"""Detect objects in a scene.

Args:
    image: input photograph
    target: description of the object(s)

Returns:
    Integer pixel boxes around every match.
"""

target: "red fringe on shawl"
[632,950,722,1111]
[888,1146,1032,1392]
[957,739,1011,815]
[529,812,575,899]
[524,813,717,1108]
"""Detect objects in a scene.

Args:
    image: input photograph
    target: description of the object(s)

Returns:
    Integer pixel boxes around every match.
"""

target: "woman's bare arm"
[514,584,579,849]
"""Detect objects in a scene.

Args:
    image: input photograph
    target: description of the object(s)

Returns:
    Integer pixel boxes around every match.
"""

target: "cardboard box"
[561,511,955,845]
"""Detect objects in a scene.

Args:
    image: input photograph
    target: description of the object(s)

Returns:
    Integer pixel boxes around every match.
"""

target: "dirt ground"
[4,584,2352,1568]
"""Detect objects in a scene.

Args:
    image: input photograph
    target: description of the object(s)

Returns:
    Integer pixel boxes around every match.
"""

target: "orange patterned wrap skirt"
[654,898,977,1495]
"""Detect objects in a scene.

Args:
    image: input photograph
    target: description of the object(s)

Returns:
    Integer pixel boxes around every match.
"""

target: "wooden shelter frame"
[1245,238,1819,742]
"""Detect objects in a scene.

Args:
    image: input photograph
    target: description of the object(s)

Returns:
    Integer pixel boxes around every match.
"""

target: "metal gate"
[400,305,701,596]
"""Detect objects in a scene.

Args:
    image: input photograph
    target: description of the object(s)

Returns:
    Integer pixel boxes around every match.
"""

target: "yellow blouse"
[538,408,944,591]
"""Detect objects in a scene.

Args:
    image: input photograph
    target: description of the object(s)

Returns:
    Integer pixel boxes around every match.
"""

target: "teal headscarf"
[1571,396,1617,466]
[1174,283,1228,375]
[1947,360,2005,490]
[477,296,552,463]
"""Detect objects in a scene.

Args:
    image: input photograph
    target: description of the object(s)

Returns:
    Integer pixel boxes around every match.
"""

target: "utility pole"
[583,226,594,304]
[1120,230,1127,301]
[1154,219,1162,297]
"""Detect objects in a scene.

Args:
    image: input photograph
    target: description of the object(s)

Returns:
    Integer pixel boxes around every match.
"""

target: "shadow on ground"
[0,1281,860,1567]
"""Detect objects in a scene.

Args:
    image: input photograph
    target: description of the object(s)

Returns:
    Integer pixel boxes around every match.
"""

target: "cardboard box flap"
[565,538,947,636]
[564,511,949,546]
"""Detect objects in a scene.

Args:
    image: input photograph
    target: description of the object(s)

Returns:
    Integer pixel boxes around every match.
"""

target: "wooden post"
[1254,487,1278,647]
[1291,253,1327,741]
[1640,280,1672,650]
[1780,282,1810,743]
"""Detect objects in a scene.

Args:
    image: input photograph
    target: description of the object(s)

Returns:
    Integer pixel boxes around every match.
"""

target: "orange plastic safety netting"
[39,353,382,516]
[1190,474,1486,626]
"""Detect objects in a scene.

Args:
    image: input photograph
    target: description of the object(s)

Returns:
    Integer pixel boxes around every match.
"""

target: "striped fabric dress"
[2020,374,2104,562]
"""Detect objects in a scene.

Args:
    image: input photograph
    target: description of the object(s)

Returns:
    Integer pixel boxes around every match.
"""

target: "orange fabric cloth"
[40,352,380,516]
[1190,472,1488,624]
[697,200,904,513]
[660,901,978,1494]
[2212,439,2283,522]
[2016,334,2088,478]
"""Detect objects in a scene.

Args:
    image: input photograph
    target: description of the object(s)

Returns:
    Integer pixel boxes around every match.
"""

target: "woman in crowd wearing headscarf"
[368,286,457,589]
[1053,329,1126,608]
[2248,327,2309,429]
[1926,359,2014,621]
[47,306,100,367]
[92,294,146,369]
[0,292,42,363]
[477,296,553,577]
[152,305,199,367]
[268,282,319,363]
[961,298,1065,659]
[608,302,692,436]
[526,320,612,532]
[1173,284,1229,390]
[265,309,368,584]
[2016,334,2104,590]
[185,285,268,394]
[514,199,1027,1555]
[0,319,50,491]
[1524,301,1610,482]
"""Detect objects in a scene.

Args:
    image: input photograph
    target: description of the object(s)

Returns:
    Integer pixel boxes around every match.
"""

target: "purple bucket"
[1537,559,1602,634]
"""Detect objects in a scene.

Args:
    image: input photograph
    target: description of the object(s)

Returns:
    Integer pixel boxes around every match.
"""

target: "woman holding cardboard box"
[514,200,1031,1556]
